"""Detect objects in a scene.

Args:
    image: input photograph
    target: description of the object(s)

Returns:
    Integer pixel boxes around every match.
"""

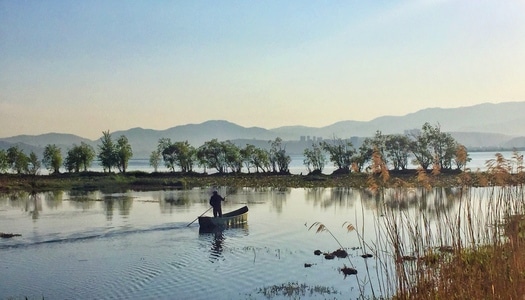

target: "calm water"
[0,185,510,299]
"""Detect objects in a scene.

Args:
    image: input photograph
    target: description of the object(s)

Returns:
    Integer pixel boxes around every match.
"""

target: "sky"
[1,0,524,140]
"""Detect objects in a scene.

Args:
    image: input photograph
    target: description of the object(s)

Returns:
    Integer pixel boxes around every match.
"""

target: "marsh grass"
[380,151,525,299]
[254,282,340,299]
[311,150,525,299]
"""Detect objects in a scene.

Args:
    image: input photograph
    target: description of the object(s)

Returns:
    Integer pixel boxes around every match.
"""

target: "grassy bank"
[2,168,523,194]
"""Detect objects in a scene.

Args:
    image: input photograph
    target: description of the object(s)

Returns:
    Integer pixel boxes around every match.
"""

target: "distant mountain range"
[1,101,525,158]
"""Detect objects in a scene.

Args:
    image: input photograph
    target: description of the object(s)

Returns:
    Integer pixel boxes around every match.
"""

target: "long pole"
[187,206,213,227]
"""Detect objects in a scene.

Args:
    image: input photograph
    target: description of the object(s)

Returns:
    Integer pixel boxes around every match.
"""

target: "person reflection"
[209,230,225,262]
[29,192,41,220]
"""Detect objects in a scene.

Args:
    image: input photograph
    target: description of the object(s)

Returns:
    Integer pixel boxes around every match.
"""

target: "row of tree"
[149,137,291,174]
[0,123,469,175]
[149,122,469,175]
[303,122,470,174]
[0,131,133,175]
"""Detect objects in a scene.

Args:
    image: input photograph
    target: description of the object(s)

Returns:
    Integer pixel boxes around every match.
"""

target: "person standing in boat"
[209,191,225,218]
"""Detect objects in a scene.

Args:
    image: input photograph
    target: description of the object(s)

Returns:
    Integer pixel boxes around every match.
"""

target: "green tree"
[158,138,176,171]
[64,143,95,173]
[28,151,41,175]
[42,144,63,174]
[353,141,373,172]
[352,131,388,173]
[251,148,270,173]
[78,142,95,172]
[7,146,29,174]
[157,138,172,153]
[161,140,195,172]
[320,138,355,173]
[64,146,81,172]
[269,137,291,174]
[195,146,209,173]
[115,135,133,173]
[174,141,195,173]
[303,142,326,174]
[410,123,458,170]
[240,144,256,173]
[149,149,161,172]
[0,149,9,173]
[98,131,117,172]
[198,139,227,173]
[223,141,242,173]
[385,134,411,170]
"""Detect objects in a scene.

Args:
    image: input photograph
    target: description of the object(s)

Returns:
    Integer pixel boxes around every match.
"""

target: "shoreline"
[1,169,520,193]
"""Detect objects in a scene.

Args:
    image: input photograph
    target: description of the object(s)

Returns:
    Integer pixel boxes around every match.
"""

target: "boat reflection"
[198,222,249,234]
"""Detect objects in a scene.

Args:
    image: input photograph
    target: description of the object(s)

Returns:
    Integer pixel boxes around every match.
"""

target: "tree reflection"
[44,190,63,209]
[233,187,289,213]
[304,187,359,210]
[24,192,41,220]
[103,193,133,221]
[379,187,462,219]
[161,191,191,208]
[269,187,290,213]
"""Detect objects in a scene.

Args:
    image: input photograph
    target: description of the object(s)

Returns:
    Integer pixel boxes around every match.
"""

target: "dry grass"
[309,150,525,299]
[376,151,525,299]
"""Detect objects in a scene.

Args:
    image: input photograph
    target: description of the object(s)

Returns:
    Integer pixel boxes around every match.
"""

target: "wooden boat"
[198,206,249,231]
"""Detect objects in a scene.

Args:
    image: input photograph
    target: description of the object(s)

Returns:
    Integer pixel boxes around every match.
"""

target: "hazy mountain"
[109,120,279,158]
[0,133,95,158]
[503,137,525,149]
[271,102,525,138]
[0,133,92,146]
[1,101,525,158]
[0,140,50,158]
[449,132,516,149]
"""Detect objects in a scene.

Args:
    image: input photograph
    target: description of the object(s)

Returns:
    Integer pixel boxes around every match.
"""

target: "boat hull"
[198,206,248,231]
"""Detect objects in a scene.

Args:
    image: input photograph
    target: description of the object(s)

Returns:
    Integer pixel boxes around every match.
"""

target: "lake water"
[0,185,512,299]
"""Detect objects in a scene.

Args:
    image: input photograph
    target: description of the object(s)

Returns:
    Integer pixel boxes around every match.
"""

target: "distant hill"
[0,133,95,158]
[271,102,525,138]
[1,101,525,158]
[0,140,50,158]
[449,132,520,150]
[504,137,525,149]
[109,120,279,158]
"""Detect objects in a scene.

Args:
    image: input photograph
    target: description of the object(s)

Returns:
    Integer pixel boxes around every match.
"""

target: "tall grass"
[383,151,525,299]
[311,150,525,299]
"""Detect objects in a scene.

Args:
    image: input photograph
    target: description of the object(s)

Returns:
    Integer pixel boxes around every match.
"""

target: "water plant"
[254,282,339,299]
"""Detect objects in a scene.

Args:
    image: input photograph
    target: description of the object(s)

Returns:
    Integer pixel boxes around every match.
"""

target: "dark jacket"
[209,193,224,208]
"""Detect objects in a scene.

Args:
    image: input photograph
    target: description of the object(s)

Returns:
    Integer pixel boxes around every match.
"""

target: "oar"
[187,206,213,227]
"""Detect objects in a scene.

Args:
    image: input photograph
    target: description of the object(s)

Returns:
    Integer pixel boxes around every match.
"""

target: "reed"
[380,151,525,299]
[310,151,525,299]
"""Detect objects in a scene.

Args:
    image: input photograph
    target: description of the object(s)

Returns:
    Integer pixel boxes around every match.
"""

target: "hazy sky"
[1,1,524,139]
